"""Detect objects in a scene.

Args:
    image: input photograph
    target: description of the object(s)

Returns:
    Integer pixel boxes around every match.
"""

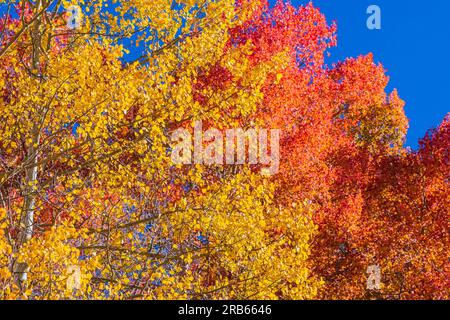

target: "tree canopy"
[0,0,448,300]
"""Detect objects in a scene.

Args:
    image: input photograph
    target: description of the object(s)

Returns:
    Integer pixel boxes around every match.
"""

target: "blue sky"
[273,0,450,149]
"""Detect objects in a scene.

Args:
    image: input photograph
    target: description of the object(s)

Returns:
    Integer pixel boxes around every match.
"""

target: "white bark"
[15,0,43,287]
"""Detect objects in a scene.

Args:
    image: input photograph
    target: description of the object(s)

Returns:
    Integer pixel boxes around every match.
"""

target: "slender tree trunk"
[14,0,43,289]
[15,145,39,284]
[21,144,39,244]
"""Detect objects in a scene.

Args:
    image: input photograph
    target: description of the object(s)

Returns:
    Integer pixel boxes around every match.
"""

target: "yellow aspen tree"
[0,0,321,299]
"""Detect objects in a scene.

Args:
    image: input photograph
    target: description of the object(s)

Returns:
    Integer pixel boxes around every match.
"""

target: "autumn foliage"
[0,0,448,300]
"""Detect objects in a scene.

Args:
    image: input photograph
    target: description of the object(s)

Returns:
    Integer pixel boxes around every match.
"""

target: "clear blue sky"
[271,0,450,149]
